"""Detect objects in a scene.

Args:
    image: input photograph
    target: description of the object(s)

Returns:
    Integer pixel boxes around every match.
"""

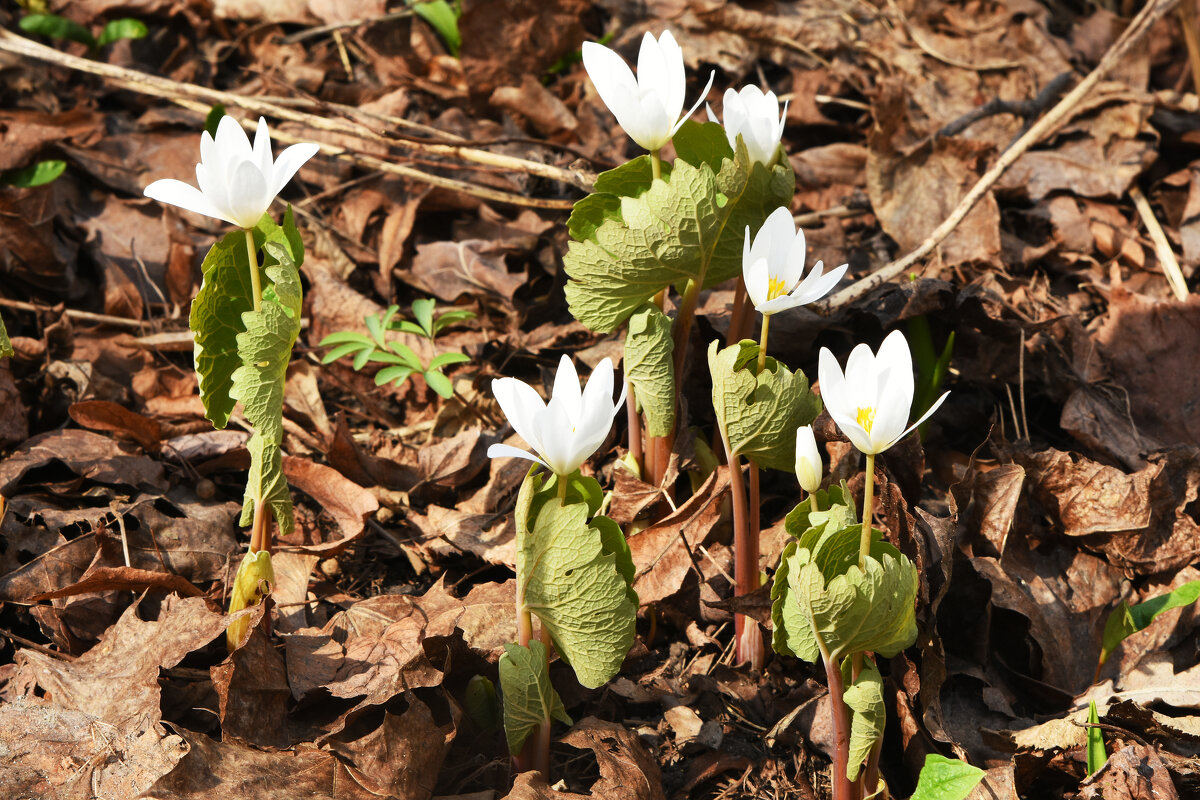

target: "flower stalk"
[244,228,263,314]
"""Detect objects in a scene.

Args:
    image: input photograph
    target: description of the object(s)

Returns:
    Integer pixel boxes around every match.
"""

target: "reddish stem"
[823,653,853,800]
[625,383,644,478]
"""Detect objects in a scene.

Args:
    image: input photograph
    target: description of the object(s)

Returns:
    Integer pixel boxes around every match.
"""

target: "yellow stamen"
[767,276,788,300]
[856,406,876,433]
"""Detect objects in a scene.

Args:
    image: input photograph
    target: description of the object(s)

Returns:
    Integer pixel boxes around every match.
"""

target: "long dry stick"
[0,29,589,205]
[818,0,1181,312]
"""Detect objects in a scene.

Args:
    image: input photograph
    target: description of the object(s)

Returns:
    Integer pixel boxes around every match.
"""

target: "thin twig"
[0,28,593,196]
[1129,185,1189,299]
[0,297,147,330]
[818,0,1182,312]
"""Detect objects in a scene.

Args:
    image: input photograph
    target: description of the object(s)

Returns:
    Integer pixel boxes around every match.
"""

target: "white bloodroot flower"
[794,424,822,494]
[144,115,320,229]
[818,330,949,456]
[582,30,715,152]
[488,355,627,477]
[706,85,787,166]
[743,207,848,316]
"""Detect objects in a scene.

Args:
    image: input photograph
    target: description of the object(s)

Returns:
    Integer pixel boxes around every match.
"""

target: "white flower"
[706,85,787,166]
[144,115,320,229]
[582,30,715,152]
[817,330,949,455]
[743,206,848,316]
[487,355,626,476]
[795,425,822,494]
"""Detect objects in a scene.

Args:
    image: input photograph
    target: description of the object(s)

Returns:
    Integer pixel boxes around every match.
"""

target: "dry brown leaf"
[69,400,162,451]
[1078,743,1179,800]
[280,456,379,554]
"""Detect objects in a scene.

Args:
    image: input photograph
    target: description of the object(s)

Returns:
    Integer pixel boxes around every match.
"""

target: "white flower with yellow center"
[487,355,626,477]
[743,206,848,317]
[817,330,949,455]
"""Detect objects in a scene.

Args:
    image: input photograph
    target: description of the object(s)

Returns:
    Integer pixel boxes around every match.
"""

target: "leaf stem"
[244,228,262,313]
[810,490,821,514]
[249,501,273,554]
[557,475,567,503]
[859,452,875,569]
[650,148,662,182]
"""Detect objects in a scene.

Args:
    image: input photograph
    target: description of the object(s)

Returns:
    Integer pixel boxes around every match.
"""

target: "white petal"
[580,358,616,422]
[626,93,674,151]
[144,179,235,225]
[270,142,321,196]
[550,354,583,422]
[252,117,273,177]
[582,42,643,135]
[706,102,719,124]
[199,129,219,170]
[744,256,771,309]
[214,114,253,162]
[843,342,880,406]
[640,31,685,123]
[790,262,848,306]
[780,218,808,288]
[194,162,228,217]
[883,391,950,452]
[539,399,582,475]
[491,377,547,456]
[871,341,916,447]
[486,443,549,470]
[669,68,716,140]
[817,347,851,421]
[225,160,272,229]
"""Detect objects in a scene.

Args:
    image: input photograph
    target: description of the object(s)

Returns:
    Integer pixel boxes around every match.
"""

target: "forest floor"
[0,0,1199,798]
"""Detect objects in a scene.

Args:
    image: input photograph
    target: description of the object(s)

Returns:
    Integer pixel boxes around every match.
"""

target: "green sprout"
[0,159,66,188]
[19,13,148,52]
[319,299,474,398]
[410,0,461,57]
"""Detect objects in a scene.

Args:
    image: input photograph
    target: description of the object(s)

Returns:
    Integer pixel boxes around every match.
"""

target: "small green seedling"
[1085,700,1107,776]
[0,159,66,188]
[410,0,461,57]
[1097,580,1200,673]
[319,300,473,398]
[19,13,148,52]
[908,316,955,438]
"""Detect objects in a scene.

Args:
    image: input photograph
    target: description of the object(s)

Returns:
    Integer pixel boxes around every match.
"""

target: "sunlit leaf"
[910,754,985,800]
[498,640,570,754]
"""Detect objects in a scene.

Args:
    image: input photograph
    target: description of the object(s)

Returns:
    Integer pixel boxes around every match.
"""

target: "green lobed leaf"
[623,303,676,437]
[1099,580,1200,666]
[0,312,12,359]
[672,119,734,173]
[785,542,918,663]
[771,539,811,659]
[783,484,858,545]
[842,657,885,782]
[192,210,303,430]
[708,339,822,472]
[463,674,500,734]
[229,240,303,535]
[1,159,67,188]
[498,640,571,755]
[1086,700,1107,776]
[19,13,96,46]
[96,18,148,47]
[910,754,986,800]
[515,473,638,689]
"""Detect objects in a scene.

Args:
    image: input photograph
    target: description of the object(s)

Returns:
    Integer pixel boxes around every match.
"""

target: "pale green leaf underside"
[843,658,885,782]
[563,136,794,334]
[498,640,571,755]
[230,242,303,534]
[518,497,637,689]
[709,339,822,472]
[910,754,986,800]
[191,229,255,429]
[787,547,918,663]
[624,303,675,437]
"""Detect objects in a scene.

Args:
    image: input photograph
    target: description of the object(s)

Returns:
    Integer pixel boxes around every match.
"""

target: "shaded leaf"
[624,303,675,437]
[843,657,885,782]
[498,640,571,755]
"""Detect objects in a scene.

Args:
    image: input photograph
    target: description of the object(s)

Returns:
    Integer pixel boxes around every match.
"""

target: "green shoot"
[319,300,474,398]
[411,1,461,57]
[1098,580,1200,671]
[907,316,955,437]
[1085,701,1107,776]
[1,159,66,188]
[19,13,147,51]
[204,104,227,139]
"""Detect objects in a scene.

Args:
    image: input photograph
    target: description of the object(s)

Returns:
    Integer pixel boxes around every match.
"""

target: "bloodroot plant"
[772,330,948,800]
[144,114,319,647]
[487,356,638,777]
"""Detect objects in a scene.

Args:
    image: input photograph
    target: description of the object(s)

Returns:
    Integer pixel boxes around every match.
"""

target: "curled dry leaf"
[280,455,380,554]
